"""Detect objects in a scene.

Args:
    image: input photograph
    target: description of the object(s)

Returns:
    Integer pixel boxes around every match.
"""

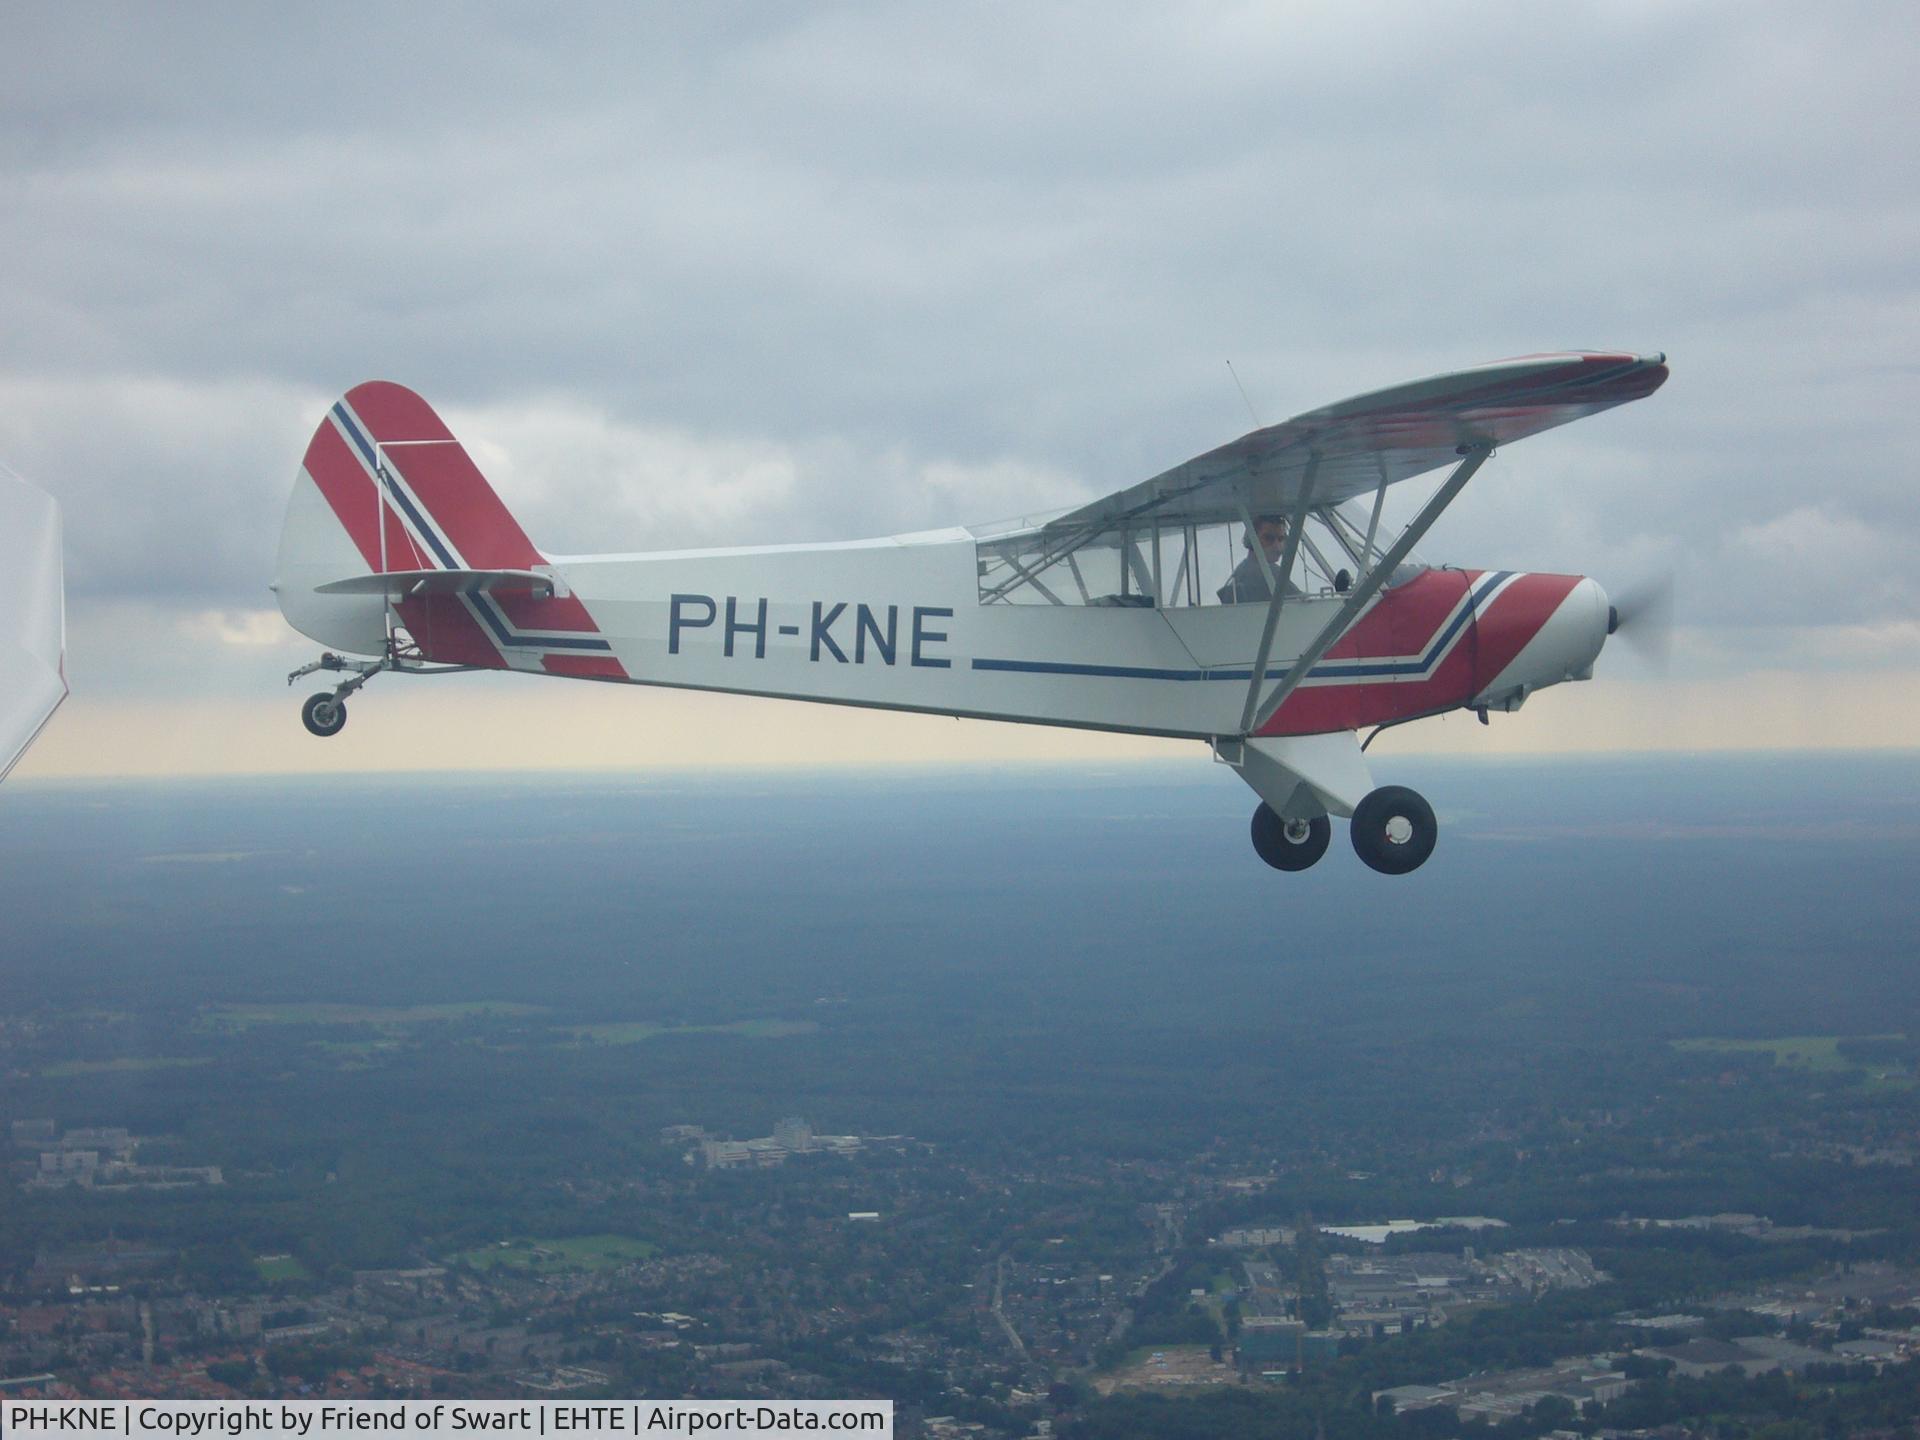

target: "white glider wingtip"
[0,467,67,783]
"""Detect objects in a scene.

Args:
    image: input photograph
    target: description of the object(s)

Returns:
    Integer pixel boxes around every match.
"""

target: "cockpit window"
[972,503,1422,607]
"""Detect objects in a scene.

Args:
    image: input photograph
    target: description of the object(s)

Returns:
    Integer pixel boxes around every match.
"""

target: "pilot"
[1217,514,1299,604]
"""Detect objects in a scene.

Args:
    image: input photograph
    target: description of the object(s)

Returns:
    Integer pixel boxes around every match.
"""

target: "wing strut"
[1360,458,1389,575]
[1244,444,1492,735]
[1236,457,1318,734]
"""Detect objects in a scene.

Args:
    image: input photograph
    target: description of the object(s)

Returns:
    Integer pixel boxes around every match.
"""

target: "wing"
[0,469,67,783]
[1043,351,1668,536]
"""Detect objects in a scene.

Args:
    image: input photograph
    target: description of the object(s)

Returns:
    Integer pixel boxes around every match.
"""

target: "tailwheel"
[301,692,347,738]
[1250,803,1331,872]
[1350,785,1436,875]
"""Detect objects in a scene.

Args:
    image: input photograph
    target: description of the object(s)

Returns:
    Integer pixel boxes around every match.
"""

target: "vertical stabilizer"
[275,382,625,676]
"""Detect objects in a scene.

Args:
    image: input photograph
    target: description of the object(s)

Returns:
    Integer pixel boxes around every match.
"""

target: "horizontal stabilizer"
[314,568,555,598]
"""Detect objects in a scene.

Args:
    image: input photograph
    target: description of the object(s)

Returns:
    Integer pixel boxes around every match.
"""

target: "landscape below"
[1,753,1917,1438]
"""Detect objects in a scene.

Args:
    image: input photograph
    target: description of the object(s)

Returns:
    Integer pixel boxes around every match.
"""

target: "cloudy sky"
[3,1,1915,778]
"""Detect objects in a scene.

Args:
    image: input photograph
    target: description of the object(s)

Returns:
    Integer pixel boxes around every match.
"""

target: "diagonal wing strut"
[1239,443,1493,736]
[1236,456,1318,734]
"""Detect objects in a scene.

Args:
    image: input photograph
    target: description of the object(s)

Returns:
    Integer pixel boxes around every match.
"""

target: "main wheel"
[301,692,347,738]
[1350,785,1436,875]
[1250,803,1331,872]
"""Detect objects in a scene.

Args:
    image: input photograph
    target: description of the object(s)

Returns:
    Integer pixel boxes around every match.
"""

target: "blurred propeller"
[1606,573,1674,669]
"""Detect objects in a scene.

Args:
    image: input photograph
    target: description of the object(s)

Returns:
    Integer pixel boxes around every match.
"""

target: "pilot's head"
[1249,514,1287,559]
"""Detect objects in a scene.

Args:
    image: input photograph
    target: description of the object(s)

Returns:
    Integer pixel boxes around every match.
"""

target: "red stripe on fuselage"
[491,589,604,636]
[1467,571,1582,695]
[1257,570,1581,736]
[1318,567,1469,661]
[394,595,510,670]
[541,654,629,680]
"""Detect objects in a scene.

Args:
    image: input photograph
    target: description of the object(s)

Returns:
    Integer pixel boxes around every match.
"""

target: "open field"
[1673,1034,1904,1072]
[448,1235,656,1273]
[205,1002,547,1029]
[199,1006,811,1046]
[42,1056,213,1077]
[1096,1345,1241,1395]
[253,1254,314,1283]
[559,1019,818,1045]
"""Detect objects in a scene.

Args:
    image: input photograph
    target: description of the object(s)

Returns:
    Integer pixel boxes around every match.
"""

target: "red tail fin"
[331,382,542,572]
[277,382,626,677]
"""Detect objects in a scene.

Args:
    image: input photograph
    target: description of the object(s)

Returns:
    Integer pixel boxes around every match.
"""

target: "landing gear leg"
[288,652,388,739]
[1250,803,1331,872]
[1350,785,1437,874]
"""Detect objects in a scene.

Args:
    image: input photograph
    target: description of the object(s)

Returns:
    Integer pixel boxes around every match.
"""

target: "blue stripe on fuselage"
[969,571,1512,684]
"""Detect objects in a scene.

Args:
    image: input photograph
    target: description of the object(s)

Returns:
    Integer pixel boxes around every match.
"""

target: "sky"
[1,1,1915,779]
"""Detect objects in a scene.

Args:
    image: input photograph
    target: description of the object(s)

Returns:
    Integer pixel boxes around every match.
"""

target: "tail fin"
[275,382,624,676]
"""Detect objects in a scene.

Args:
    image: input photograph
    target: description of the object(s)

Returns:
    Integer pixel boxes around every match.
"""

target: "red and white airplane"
[275,352,1668,874]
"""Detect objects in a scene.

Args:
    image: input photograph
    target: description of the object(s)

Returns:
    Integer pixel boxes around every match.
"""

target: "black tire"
[301,692,347,738]
[1250,803,1331,872]
[1350,785,1437,875]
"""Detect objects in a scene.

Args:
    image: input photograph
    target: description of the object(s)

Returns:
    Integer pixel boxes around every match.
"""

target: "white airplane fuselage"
[283,510,1608,745]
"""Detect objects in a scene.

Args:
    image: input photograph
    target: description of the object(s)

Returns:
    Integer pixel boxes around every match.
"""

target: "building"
[693,1118,867,1169]
[1637,1335,1833,1379]
[1436,1362,1629,1421]
[28,1242,175,1289]
[1300,1330,1344,1366]
[1372,1384,1454,1413]
[1618,1313,1707,1339]
[59,1127,133,1154]
[773,1117,813,1150]
[1237,1317,1304,1374]
[1220,1227,1295,1248]
[29,1154,222,1191]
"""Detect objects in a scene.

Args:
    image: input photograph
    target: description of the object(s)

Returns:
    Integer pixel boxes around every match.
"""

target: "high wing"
[1043,351,1669,537]
[0,467,67,783]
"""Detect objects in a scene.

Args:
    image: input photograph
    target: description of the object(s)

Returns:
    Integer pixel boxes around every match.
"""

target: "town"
[3,1090,1917,1438]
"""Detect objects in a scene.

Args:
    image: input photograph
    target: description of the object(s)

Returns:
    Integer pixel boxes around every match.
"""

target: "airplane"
[0,466,67,785]
[274,351,1668,874]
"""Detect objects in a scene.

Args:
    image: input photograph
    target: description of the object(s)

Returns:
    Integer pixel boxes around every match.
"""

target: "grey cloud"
[0,0,1915,650]
[0,375,324,602]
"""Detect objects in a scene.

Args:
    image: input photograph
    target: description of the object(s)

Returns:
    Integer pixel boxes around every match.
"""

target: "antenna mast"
[1226,360,1262,429]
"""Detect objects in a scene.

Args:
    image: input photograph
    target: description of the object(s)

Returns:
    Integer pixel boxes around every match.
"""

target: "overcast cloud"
[1,1,1915,769]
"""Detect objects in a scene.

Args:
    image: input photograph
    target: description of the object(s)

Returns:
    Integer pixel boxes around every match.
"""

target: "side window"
[974,509,1378,607]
